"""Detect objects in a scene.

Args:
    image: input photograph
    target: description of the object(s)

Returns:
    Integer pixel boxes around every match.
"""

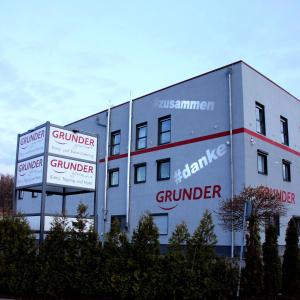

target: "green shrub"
[0,215,37,296]
[282,217,300,296]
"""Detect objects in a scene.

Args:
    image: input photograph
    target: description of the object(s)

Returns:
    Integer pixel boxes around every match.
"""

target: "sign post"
[237,200,253,297]
[14,122,98,243]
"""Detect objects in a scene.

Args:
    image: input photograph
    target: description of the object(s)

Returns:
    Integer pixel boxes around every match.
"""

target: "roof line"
[67,60,299,126]
[132,60,243,101]
[66,60,243,126]
[241,61,300,103]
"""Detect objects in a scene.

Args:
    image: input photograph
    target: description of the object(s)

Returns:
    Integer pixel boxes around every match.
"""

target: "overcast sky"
[1,0,300,175]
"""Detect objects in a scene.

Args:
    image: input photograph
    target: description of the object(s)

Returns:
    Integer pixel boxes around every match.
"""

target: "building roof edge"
[67,60,299,126]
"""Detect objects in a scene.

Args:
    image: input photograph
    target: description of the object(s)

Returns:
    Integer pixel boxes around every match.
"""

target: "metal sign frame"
[14,121,99,244]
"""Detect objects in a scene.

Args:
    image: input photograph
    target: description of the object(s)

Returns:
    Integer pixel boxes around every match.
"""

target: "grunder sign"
[49,126,97,162]
[15,122,98,191]
[16,156,44,188]
[18,127,46,161]
[47,156,96,190]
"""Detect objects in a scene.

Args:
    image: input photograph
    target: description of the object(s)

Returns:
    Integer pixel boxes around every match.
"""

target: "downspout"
[12,134,20,215]
[126,97,133,230]
[228,69,235,258]
[103,107,111,237]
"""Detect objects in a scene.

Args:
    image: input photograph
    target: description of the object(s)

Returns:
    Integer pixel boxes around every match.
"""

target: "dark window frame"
[108,168,119,187]
[157,158,171,181]
[257,150,268,175]
[280,116,289,146]
[282,159,291,182]
[151,213,169,235]
[111,215,127,231]
[256,102,266,135]
[293,217,300,237]
[265,214,280,236]
[134,163,147,184]
[18,190,24,200]
[110,130,121,156]
[136,122,147,150]
[274,214,280,236]
[158,115,171,145]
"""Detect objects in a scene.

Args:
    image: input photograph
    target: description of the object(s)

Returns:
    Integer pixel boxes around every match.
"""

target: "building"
[16,60,300,256]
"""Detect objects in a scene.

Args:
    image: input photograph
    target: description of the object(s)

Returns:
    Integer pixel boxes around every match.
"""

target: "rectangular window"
[265,214,280,236]
[256,102,266,135]
[151,213,168,235]
[32,191,38,198]
[274,214,280,236]
[282,160,291,182]
[157,158,170,181]
[158,115,171,145]
[134,163,146,183]
[136,122,147,150]
[110,130,120,156]
[18,190,24,200]
[280,116,289,146]
[257,150,268,175]
[108,168,119,187]
[111,215,126,231]
[294,217,300,237]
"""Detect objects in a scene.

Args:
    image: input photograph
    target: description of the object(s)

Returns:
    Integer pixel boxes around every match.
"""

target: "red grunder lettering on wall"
[156,185,221,210]
[264,187,296,204]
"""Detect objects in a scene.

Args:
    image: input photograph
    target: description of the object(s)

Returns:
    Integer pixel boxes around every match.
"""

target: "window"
[134,163,146,183]
[32,191,38,198]
[280,116,289,146]
[136,122,147,150]
[158,115,171,145]
[157,158,170,180]
[111,215,126,231]
[256,102,266,135]
[274,214,280,236]
[265,214,280,236]
[282,160,291,182]
[152,214,168,235]
[257,150,268,175]
[108,168,119,187]
[110,130,120,155]
[18,190,24,200]
[293,217,300,237]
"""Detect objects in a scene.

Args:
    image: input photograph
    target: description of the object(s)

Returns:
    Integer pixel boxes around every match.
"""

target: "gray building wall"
[241,63,300,245]
[16,61,299,254]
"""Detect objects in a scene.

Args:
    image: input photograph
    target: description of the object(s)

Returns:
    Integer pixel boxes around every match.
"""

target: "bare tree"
[218,186,287,231]
[0,174,14,215]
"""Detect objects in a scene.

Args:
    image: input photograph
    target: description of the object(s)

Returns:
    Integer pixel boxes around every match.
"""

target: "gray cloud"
[26,81,74,103]
[65,74,118,89]
[0,57,80,174]
[0,60,19,83]
[67,51,129,71]
[0,87,38,109]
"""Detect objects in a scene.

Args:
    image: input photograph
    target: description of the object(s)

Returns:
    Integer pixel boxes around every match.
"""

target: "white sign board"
[18,127,46,161]
[48,127,97,162]
[16,156,44,187]
[44,216,94,231]
[46,156,96,190]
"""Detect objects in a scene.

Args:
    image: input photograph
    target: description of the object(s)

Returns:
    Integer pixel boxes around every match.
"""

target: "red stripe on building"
[98,127,300,163]
[242,128,300,156]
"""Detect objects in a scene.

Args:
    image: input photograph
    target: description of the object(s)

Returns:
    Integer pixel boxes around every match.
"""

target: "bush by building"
[0,215,37,296]
[282,217,300,296]
[4,204,300,299]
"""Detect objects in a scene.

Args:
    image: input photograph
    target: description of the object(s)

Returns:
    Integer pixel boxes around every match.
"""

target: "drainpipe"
[228,69,235,258]
[103,107,111,237]
[126,97,133,230]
